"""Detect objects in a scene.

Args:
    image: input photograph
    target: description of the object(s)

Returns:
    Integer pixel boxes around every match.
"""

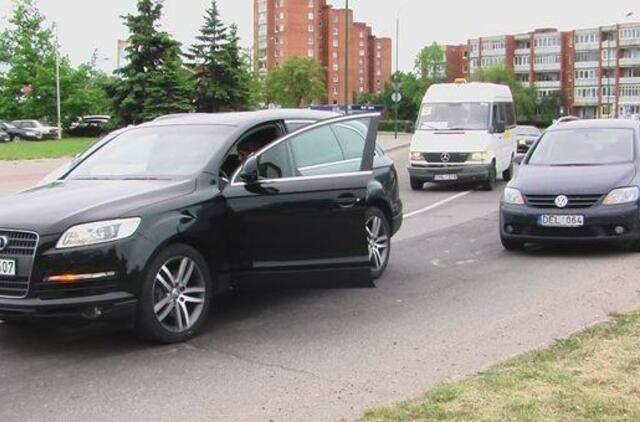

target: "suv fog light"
[615,226,626,235]
[506,225,514,234]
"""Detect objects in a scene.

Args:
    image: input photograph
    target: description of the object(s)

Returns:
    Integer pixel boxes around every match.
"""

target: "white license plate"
[538,215,584,228]
[0,259,16,277]
[434,174,458,181]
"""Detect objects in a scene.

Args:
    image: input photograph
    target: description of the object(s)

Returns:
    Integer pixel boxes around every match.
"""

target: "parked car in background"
[0,129,10,142]
[515,125,542,153]
[550,116,580,127]
[0,109,403,343]
[408,81,517,191]
[500,119,640,250]
[0,121,42,141]
[68,115,111,137]
[11,119,60,140]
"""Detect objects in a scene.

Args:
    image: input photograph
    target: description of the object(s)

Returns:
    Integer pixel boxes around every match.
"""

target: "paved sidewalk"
[378,132,412,152]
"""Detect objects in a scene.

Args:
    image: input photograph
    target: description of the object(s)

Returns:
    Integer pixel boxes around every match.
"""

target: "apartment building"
[447,22,640,119]
[254,0,392,104]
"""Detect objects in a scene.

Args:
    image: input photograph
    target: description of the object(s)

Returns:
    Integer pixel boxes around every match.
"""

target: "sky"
[0,0,638,73]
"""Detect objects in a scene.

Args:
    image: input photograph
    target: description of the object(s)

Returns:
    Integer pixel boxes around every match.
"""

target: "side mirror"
[513,154,526,165]
[493,121,506,134]
[239,154,259,184]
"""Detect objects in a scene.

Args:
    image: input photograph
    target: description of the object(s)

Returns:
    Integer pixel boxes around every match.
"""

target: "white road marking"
[403,191,472,219]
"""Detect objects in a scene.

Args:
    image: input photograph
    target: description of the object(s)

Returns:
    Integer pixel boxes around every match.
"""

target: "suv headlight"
[410,151,424,161]
[602,187,640,205]
[502,187,525,205]
[56,218,142,249]
[469,151,488,163]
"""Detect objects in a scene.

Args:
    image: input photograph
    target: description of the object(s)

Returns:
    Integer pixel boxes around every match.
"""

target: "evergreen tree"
[222,24,252,111]
[186,0,231,112]
[111,0,193,124]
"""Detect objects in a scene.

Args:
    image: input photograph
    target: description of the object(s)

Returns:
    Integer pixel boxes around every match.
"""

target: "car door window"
[253,116,377,180]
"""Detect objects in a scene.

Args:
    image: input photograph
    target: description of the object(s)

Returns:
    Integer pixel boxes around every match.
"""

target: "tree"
[471,65,539,123]
[0,0,60,121]
[536,91,563,125]
[414,42,447,83]
[110,0,193,125]
[264,57,326,107]
[185,0,232,112]
[221,24,253,111]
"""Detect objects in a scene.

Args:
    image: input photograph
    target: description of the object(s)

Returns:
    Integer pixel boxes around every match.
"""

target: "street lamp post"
[394,14,399,139]
[54,24,62,140]
[344,0,349,114]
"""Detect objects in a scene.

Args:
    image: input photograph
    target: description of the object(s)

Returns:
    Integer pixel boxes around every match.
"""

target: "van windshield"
[417,103,489,131]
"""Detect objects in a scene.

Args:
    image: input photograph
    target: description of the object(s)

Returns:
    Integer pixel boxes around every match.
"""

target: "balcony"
[574,61,600,69]
[573,97,598,106]
[514,64,530,73]
[534,45,561,55]
[535,80,561,89]
[601,77,617,86]
[602,40,617,49]
[619,96,640,105]
[514,48,530,55]
[574,78,598,87]
[534,63,561,72]
[619,76,640,84]
[483,48,506,57]
[620,38,640,47]
[575,42,599,51]
[620,57,640,66]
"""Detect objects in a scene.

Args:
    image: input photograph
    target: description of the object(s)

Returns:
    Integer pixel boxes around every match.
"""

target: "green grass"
[362,311,640,421]
[0,137,95,160]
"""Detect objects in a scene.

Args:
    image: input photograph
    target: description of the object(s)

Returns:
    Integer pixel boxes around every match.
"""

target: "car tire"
[482,161,497,191]
[410,177,424,191]
[366,207,391,280]
[135,244,212,344]
[501,236,525,251]
[502,156,514,182]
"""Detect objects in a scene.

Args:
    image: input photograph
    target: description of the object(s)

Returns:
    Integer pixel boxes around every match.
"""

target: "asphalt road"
[2,147,640,422]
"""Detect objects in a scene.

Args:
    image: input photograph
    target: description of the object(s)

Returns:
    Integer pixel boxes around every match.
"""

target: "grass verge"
[362,311,640,421]
[0,138,95,160]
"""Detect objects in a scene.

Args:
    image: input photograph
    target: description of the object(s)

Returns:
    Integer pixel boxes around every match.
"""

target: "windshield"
[66,125,233,179]
[528,128,635,166]
[417,102,489,131]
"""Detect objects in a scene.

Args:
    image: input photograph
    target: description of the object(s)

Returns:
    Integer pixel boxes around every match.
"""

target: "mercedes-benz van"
[408,81,517,191]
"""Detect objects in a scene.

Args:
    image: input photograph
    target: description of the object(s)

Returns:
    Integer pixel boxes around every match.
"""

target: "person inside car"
[220,136,271,180]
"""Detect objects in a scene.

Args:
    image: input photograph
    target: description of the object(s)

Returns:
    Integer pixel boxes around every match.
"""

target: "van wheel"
[482,161,497,191]
[502,157,514,182]
[410,177,424,191]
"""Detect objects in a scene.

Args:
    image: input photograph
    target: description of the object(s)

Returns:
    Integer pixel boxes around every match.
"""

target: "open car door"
[223,113,380,287]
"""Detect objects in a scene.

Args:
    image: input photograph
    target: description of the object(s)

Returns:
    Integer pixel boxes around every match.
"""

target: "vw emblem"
[555,195,569,209]
[440,152,451,163]
[0,236,8,252]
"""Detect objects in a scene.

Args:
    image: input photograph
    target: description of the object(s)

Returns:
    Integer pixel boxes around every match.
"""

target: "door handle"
[336,194,360,208]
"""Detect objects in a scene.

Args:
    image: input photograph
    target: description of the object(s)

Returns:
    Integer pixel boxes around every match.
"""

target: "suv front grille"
[0,230,39,298]
[524,194,603,209]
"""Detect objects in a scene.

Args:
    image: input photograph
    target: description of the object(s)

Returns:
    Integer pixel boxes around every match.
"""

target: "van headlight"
[410,151,424,161]
[469,151,489,163]
[56,218,142,249]
[602,187,640,205]
[502,188,525,205]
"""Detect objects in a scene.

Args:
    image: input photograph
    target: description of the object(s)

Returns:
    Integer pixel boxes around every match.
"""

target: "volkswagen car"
[0,110,403,343]
[500,119,640,250]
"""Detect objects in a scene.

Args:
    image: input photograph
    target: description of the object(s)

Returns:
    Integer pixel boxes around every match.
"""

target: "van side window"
[492,104,504,126]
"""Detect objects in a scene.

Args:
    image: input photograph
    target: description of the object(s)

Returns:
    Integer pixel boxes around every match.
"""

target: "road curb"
[382,142,410,153]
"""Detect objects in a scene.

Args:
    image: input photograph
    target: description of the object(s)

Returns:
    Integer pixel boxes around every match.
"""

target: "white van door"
[490,103,517,173]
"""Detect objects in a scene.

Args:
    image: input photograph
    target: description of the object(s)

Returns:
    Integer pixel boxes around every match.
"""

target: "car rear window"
[528,128,635,166]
